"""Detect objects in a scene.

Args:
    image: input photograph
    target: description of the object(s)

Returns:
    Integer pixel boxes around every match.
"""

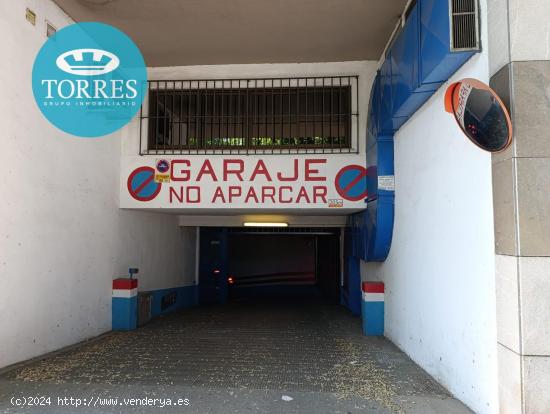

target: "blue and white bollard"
[112,278,138,331]
[361,282,384,336]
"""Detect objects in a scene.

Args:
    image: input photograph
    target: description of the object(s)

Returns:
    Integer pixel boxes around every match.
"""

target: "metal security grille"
[449,0,480,51]
[139,76,358,155]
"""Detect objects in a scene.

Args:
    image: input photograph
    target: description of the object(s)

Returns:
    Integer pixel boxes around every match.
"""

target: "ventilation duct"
[450,0,481,51]
[361,0,483,262]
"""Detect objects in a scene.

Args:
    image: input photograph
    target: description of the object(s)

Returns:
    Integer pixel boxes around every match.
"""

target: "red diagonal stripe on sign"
[133,172,155,195]
[343,169,367,193]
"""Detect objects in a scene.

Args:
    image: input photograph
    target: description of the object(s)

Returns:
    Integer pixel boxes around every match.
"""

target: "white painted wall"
[361,2,498,412]
[0,0,196,368]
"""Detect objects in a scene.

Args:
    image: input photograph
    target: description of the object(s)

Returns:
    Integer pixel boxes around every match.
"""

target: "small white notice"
[378,175,395,191]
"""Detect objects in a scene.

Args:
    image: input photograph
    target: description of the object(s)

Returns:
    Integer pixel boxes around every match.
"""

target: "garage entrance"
[0,224,471,413]
[198,227,342,307]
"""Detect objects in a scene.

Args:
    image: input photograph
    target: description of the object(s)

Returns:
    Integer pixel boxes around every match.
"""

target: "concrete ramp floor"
[0,299,471,413]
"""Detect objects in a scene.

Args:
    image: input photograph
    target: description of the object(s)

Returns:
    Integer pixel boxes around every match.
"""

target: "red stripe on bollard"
[362,281,384,293]
[113,278,138,290]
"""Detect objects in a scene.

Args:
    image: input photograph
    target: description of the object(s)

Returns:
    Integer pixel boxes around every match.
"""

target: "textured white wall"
[508,0,550,62]
[0,0,195,368]
[361,1,499,413]
[487,0,550,75]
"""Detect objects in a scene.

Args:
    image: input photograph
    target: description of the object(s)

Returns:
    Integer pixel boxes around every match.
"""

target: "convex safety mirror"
[445,78,512,153]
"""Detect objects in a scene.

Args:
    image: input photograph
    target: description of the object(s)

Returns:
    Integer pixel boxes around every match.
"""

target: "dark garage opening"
[199,227,341,306]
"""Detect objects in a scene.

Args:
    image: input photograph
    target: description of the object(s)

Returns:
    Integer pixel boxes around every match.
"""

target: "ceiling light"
[243,222,288,227]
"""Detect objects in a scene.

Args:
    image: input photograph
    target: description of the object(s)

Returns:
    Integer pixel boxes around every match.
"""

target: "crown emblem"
[56,48,120,76]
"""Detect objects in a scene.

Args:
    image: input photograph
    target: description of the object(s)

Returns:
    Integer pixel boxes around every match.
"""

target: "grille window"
[450,0,480,51]
[46,21,57,38]
[140,77,358,154]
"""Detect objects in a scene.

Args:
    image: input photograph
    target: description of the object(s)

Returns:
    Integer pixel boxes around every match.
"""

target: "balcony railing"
[138,76,359,155]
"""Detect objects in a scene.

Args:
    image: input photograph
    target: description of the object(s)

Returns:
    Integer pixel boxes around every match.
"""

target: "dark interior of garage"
[199,227,341,306]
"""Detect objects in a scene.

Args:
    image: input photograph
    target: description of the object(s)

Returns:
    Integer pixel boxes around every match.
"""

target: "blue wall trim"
[351,0,479,262]
[112,296,138,331]
[147,285,199,318]
[361,301,384,336]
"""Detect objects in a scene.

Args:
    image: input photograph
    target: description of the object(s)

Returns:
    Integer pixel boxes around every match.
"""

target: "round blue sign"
[127,167,161,202]
[32,22,147,138]
[335,165,368,201]
[156,159,170,173]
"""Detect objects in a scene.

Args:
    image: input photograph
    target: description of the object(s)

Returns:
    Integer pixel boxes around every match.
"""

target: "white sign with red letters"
[121,155,368,211]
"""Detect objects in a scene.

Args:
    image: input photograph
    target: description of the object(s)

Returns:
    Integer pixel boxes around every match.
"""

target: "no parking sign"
[335,165,368,201]
[127,167,162,201]
[155,159,171,183]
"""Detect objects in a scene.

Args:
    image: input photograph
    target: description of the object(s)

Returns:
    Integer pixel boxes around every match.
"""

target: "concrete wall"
[361,1,499,413]
[488,0,550,77]
[0,0,196,368]
[488,1,550,412]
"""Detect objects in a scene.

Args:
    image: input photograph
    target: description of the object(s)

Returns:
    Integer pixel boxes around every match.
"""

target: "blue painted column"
[112,278,138,331]
[342,255,362,316]
[349,257,362,316]
[218,229,229,305]
[361,281,385,336]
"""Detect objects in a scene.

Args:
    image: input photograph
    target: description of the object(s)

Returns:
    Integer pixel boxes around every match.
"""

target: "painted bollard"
[112,278,138,331]
[361,281,384,336]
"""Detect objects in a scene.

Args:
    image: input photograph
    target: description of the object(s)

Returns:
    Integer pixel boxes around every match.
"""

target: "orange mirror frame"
[444,78,513,153]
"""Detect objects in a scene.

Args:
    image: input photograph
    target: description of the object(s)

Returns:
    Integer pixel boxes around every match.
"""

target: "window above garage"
[139,76,358,155]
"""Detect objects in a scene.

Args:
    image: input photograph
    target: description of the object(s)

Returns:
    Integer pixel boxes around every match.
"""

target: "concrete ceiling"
[53,0,407,67]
